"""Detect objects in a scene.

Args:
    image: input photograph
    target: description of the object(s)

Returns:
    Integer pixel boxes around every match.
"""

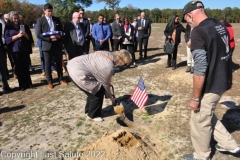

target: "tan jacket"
[67,51,115,98]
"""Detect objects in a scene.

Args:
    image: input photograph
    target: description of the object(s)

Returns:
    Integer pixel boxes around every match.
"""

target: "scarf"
[124,24,130,33]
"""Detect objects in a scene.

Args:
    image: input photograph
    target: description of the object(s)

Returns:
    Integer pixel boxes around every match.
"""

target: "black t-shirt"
[191,27,207,51]
[190,18,232,93]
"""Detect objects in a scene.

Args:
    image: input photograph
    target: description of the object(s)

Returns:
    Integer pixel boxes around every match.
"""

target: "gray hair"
[113,49,131,65]
[9,11,19,22]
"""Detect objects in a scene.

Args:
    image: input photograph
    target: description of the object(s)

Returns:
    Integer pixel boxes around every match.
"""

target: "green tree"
[96,0,121,11]
[46,0,92,22]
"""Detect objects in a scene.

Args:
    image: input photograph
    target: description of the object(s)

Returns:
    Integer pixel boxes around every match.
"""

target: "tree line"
[0,0,43,27]
[1,0,240,27]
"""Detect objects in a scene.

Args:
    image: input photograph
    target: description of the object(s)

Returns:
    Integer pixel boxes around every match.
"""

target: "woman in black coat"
[164,15,186,70]
[120,16,136,67]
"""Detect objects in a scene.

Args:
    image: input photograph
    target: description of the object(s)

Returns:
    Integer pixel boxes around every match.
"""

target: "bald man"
[3,14,9,24]
[182,1,240,160]
[63,12,85,60]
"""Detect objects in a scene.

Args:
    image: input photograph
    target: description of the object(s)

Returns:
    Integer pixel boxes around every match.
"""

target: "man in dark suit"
[79,8,90,54]
[135,12,151,59]
[0,23,12,93]
[112,14,122,51]
[63,12,85,60]
[36,3,67,89]
[35,19,57,76]
[88,18,95,51]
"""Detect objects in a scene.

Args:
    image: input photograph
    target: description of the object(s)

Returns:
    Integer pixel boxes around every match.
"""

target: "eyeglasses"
[134,20,136,21]
[79,12,84,14]
[125,20,128,21]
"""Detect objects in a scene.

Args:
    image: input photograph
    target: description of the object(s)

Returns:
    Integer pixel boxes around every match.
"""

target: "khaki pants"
[186,46,194,67]
[191,92,238,160]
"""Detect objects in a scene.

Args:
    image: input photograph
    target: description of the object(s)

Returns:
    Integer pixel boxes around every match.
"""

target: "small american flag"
[130,77,148,108]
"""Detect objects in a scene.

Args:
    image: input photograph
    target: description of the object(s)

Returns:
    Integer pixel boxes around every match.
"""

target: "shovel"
[111,85,136,128]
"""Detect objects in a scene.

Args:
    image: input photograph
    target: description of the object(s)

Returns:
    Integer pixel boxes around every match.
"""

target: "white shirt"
[45,16,54,31]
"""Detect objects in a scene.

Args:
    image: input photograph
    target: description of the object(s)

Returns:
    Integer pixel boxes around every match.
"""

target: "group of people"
[90,12,151,66]
[0,1,239,160]
[164,14,236,74]
[0,3,153,91]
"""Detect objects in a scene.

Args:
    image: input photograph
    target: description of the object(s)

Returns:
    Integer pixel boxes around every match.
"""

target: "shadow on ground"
[220,101,240,109]
[102,94,172,127]
[232,61,240,71]
[0,105,26,115]
[210,104,240,159]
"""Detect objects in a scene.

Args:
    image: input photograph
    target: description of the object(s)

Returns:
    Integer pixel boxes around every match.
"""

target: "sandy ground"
[0,23,240,160]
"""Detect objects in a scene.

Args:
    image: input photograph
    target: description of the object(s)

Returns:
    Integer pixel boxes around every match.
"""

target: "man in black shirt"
[182,1,240,160]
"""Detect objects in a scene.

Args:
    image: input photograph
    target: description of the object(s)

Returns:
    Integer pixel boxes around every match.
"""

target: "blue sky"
[27,0,239,10]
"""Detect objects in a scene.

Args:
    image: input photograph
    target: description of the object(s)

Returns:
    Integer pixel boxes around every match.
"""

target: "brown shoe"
[60,81,68,85]
[48,84,53,89]
[41,72,46,76]
[52,70,57,75]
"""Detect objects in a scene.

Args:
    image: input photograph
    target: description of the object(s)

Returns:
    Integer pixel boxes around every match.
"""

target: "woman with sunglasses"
[120,16,137,67]
[164,15,186,70]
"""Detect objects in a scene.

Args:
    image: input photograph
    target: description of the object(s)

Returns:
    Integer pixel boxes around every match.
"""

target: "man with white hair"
[182,1,240,160]
[112,14,122,51]
[64,12,85,60]
[135,12,151,59]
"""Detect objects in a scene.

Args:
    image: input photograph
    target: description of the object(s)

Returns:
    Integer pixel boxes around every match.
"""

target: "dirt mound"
[73,130,160,160]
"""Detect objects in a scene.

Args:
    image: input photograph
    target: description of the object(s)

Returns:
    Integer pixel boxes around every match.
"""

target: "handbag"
[164,40,175,54]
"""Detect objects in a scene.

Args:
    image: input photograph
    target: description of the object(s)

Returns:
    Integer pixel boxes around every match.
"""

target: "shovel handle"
[111,85,120,106]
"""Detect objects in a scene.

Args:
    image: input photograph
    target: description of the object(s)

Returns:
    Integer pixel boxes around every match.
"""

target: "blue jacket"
[34,23,41,47]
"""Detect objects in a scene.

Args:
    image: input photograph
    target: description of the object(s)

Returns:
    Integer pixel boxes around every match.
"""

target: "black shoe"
[190,67,194,74]
[19,87,26,91]
[186,66,191,72]
[27,85,36,89]
[144,55,148,59]
[133,62,138,67]
[166,65,172,68]
[172,66,177,70]
[3,87,14,93]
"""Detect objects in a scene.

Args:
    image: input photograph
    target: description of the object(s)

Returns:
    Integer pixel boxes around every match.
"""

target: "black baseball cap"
[181,0,204,22]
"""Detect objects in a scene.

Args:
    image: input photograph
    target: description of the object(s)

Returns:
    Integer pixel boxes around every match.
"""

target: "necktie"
[101,24,104,39]
[141,19,144,28]
[77,24,84,46]
[48,18,53,31]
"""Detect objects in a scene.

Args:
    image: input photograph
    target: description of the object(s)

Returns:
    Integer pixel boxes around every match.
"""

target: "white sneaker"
[86,115,103,122]
[92,117,104,122]
[215,144,240,153]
